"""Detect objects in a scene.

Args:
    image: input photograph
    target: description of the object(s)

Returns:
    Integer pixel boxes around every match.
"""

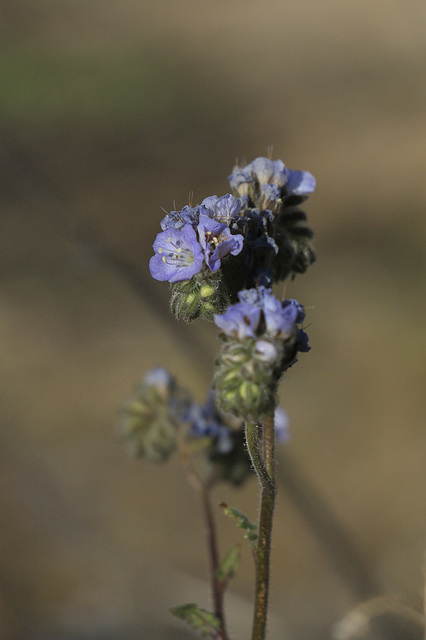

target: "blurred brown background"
[0,1,425,639]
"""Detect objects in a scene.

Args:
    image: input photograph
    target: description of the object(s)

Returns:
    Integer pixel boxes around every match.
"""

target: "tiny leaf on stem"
[171,603,221,638]
[215,544,241,583]
[219,501,258,547]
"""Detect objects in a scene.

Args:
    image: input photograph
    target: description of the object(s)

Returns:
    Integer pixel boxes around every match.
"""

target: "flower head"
[117,367,190,462]
[214,301,262,340]
[228,165,253,196]
[229,156,316,203]
[197,214,244,272]
[199,193,245,224]
[215,287,308,345]
[251,157,289,187]
[160,205,199,231]
[149,225,204,283]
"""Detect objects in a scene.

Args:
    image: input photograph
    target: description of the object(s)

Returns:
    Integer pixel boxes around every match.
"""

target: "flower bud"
[170,273,230,322]
[213,340,277,420]
[253,339,279,363]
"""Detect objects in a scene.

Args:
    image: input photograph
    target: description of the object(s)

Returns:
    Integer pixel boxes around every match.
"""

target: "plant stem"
[178,447,229,640]
[200,483,227,638]
[245,416,276,640]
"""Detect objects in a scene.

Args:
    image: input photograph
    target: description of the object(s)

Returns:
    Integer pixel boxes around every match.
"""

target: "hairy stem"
[178,447,229,640]
[245,416,276,640]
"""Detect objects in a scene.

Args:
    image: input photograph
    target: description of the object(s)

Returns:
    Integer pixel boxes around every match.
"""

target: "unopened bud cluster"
[117,367,189,462]
[213,287,309,419]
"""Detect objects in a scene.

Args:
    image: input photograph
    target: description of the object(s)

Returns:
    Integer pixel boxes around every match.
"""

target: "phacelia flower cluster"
[117,368,291,487]
[150,196,245,283]
[117,367,190,462]
[213,287,309,419]
[229,157,315,211]
[149,157,316,322]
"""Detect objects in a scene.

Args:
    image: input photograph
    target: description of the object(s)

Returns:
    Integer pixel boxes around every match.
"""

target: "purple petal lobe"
[214,303,262,340]
[286,170,316,195]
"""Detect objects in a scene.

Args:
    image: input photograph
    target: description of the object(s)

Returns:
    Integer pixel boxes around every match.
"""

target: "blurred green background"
[1,1,425,639]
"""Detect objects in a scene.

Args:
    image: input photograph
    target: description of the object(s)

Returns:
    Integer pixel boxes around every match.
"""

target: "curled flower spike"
[229,156,316,204]
[215,287,309,344]
[117,367,190,462]
[149,156,315,330]
[213,288,309,418]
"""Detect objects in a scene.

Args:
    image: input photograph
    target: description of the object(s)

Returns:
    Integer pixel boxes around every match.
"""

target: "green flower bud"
[213,340,279,420]
[170,273,231,322]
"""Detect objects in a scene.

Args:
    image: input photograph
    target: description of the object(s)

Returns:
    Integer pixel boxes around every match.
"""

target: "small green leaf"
[171,603,221,638]
[216,544,240,582]
[219,501,258,547]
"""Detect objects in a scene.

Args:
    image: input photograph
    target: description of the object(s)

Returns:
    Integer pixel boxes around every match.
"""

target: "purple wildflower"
[250,157,289,187]
[216,287,308,343]
[228,165,253,196]
[214,302,262,340]
[199,194,245,224]
[160,205,200,231]
[149,225,204,283]
[282,298,306,323]
[197,214,244,272]
[260,183,282,208]
[229,156,316,200]
[285,170,316,196]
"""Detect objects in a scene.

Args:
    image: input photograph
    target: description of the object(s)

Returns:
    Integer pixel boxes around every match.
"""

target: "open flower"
[160,204,200,231]
[214,301,262,340]
[215,287,309,345]
[197,214,244,272]
[199,193,245,224]
[229,156,316,201]
[149,225,204,283]
[251,157,289,187]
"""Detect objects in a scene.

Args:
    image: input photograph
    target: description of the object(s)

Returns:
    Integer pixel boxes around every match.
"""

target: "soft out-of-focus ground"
[1,1,425,639]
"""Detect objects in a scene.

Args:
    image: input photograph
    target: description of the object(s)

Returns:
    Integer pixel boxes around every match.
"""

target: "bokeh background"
[1,1,425,639]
